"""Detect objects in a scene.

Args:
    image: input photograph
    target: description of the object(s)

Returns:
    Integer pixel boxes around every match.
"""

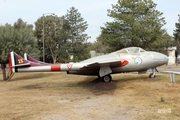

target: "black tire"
[102,75,112,82]
[149,73,155,78]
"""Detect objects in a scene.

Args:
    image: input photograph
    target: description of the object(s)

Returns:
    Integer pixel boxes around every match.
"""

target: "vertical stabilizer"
[9,52,15,72]
[9,52,31,72]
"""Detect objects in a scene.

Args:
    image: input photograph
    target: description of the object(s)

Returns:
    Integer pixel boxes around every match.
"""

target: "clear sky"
[0,0,179,42]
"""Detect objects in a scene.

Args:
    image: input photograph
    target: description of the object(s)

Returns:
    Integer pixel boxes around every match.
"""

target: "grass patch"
[0,72,180,120]
[161,97,165,102]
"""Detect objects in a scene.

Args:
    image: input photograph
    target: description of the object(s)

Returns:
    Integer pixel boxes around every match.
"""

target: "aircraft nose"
[152,52,169,64]
[165,55,169,63]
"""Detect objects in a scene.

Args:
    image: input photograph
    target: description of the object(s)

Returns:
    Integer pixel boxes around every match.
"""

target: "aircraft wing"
[80,59,128,70]
[161,71,180,75]
[161,71,180,82]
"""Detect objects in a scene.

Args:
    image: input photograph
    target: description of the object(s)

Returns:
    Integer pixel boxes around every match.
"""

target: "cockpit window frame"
[116,47,146,54]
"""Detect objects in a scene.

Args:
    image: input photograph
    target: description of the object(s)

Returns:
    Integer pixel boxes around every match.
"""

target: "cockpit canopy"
[116,47,146,54]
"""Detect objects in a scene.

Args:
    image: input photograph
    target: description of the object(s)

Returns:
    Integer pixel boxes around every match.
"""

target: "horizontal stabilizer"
[24,53,50,65]
[9,51,64,73]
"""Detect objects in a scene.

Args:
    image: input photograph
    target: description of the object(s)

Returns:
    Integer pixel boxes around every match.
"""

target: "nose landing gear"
[149,73,155,78]
[149,68,158,78]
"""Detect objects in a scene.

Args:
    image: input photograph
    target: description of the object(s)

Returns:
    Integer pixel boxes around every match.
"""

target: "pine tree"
[174,14,180,52]
[98,0,169,52]
[65,7,90,62]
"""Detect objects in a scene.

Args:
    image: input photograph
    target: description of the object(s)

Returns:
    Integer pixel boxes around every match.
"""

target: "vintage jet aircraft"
[9,47,168,82]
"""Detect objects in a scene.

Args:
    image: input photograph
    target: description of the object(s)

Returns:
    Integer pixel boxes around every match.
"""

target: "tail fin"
[9,52,31,72]
[24,53,50,65]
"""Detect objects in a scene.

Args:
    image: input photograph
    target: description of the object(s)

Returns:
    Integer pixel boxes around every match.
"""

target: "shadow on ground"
[75,77,119,95]
[10,73,54,81]
[19,74,161,96]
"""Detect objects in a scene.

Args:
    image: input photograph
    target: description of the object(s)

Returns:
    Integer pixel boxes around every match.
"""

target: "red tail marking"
[121,60,129,66]
[51,64,61,71]
[9,54,12,71]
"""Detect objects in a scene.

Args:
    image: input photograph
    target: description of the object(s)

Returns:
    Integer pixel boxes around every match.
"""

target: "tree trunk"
[1,64,14,81]
[1,64,6,80]
[53,57,57,64]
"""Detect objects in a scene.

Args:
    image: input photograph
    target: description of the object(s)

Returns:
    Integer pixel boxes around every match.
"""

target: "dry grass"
[0,72,180,120]
[159,64,180,68]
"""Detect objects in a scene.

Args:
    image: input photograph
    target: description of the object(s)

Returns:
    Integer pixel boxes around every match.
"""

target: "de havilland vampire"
[9,47,168,82]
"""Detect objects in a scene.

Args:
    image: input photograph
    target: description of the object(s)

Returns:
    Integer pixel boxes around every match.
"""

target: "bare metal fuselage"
[10,47,168,79]
[67,51,168,76]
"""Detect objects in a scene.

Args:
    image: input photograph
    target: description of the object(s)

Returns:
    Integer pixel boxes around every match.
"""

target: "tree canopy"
[0,18,39,80]
[65,7,90,62]
[98,0,171,52]
[174,14,180,52]
[34,7,90,63]
[34,15,71,63]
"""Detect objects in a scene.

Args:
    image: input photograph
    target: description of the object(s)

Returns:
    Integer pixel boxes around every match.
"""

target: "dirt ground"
[0,72,180,120]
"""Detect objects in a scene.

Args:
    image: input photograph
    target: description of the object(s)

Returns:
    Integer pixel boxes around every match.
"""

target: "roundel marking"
[134,57,142,65]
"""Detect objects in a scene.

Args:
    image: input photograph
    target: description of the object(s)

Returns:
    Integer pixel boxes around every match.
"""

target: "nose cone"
[162,54,169,64]
[152,52,169,65]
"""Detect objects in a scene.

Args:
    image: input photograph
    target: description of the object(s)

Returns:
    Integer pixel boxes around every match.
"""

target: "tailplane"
[24,53,50,65]
[9,52,31,72]
[9,52,52,73]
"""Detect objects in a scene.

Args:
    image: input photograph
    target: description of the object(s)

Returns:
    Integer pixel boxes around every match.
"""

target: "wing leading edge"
[81,59,128,69]
[80,59,129,77]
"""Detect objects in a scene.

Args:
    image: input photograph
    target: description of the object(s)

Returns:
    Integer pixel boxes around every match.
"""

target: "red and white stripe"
[16,63,83,72]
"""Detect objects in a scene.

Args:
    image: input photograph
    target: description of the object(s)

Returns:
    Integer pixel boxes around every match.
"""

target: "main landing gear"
[102,74,112,82]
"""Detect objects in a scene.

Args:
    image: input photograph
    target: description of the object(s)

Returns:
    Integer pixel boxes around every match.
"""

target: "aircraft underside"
[66,66,159,83]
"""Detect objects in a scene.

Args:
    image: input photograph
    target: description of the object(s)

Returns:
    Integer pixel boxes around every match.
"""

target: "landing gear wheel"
[149,73,155,78]
[102,75,112,82]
